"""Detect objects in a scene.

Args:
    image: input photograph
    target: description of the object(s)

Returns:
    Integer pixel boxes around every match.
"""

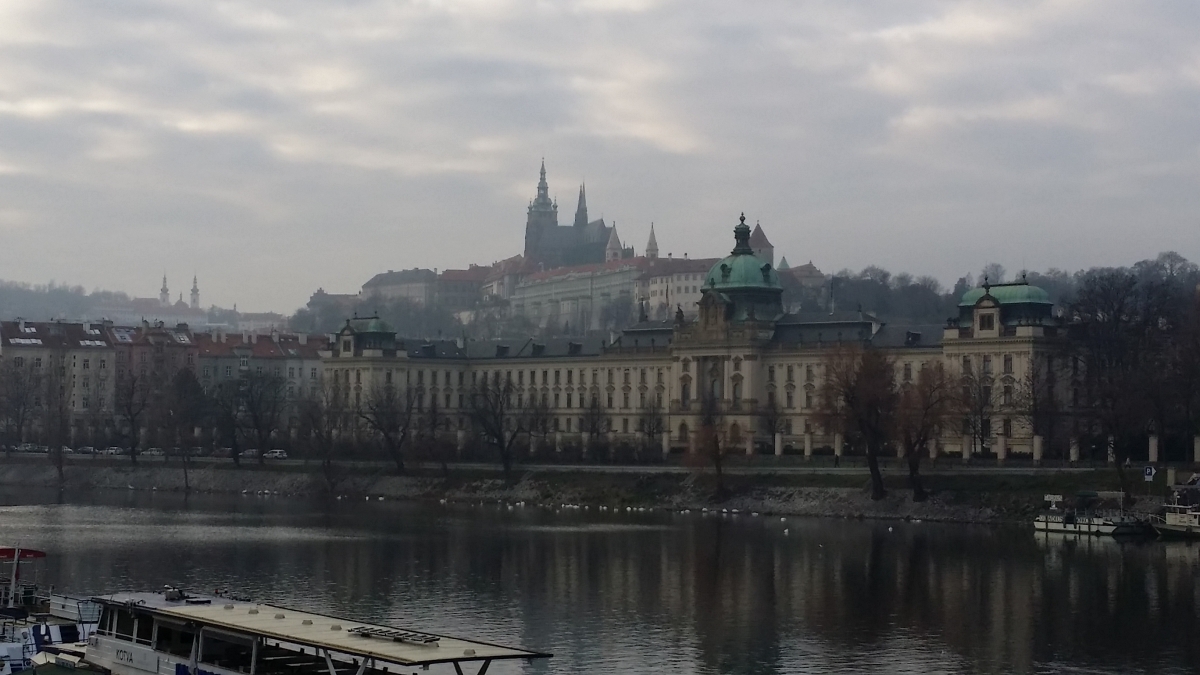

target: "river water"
[0,489,1196,675]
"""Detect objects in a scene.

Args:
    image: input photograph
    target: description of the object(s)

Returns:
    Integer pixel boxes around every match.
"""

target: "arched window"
[678,422,689,442]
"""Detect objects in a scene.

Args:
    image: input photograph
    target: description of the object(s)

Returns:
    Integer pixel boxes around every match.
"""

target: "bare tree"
[817,344,897,500]
[297,380,347,491]
[40,350,71,483]
[468,376,534,483]
[580,394,609,460]
[163,370,207,491]
[114,370,152,464]
[240,370,287,464]
[0,358,41,457]
[638,398,667,459]
[1013,353,1065,458]
[695,390,731,495]
[358,382,419,474]
[956,359,994,460]
[209,382,243,467]
[895,362,956,501]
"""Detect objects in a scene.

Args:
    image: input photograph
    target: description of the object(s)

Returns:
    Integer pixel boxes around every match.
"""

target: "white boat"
[1033,511,1145,536]
[85,588,550,675]
[1150,503,1200,538]
[0,546,101,675]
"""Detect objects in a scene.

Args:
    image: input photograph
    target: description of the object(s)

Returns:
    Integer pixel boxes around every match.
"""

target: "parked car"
[144,448,164,456]
[240,448,259,458]
[104,446,126,455]
[263,449,288,459]
[77,446,96,455]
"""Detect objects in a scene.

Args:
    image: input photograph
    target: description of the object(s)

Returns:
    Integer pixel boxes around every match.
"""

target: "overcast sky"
[2,0,1199,312]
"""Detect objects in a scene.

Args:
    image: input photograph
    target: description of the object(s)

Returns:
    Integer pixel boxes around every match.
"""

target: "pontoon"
[85,589,550,675]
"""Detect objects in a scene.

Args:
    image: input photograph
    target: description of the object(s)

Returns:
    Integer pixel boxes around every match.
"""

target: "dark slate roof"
[868,323,945,349]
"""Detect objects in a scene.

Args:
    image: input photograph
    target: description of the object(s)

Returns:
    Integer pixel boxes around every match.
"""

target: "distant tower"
[605,225,623,262]
[160,275,170,306]
[524,159,560,263]
[573,183,588,229]
[190,275,200,309]
[749,221,775,267]
[645,223,659,260]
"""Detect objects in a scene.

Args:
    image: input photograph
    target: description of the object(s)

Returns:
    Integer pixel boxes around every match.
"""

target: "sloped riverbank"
[0,459,1151,524]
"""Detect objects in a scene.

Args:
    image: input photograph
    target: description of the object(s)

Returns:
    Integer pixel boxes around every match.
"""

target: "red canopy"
[0,548,47,560]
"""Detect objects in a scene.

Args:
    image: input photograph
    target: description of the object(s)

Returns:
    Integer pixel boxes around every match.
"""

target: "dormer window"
[342,340,352,352]
[979,314,995,331]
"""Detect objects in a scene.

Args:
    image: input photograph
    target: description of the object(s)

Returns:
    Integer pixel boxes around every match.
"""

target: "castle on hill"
[522,161,633,268]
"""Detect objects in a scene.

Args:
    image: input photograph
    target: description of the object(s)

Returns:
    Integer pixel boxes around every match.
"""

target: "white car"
[263,449,288,459]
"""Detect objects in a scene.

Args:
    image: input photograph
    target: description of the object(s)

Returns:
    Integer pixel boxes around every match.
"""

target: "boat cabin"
[86,591,549,675]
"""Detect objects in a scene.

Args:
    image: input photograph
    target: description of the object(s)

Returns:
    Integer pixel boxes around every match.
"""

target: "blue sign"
[1144,466,1156,482]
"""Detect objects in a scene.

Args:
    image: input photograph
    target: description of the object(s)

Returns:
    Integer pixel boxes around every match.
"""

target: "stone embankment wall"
[0,461,1125,524]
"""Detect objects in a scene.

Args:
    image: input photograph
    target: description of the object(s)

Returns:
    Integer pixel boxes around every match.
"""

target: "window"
[804,390,812,409]
[83,359,90,370]
[1002,419,1012,437]
[224,366,232,377]
[566,393,573,408]
[681,383,690,405]
[767,391,776,407]
[342,340,351,352]
[155,623,196,658]
[554,393,560,407]
[623,369,631,385]
[962,356,972,373]
[787,365,794,382]
[786,391,795,408]
[1003,355,1013,374]
[607,393,614,408]
[733,359,741,372]
[979,313,995,331]
[622,418,629,433]
[34,358,42,368]
[566,370,573,385]
[623,393,630,408]
[100,359,106,370]
[1003,385,1013,406]
[12,357,22,367]
[768,366,775,382]
[311,368,318,379]
[903,363,912,382]
[518,371,524,385]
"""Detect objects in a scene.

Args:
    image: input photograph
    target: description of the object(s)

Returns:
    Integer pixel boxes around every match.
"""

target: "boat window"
[155,623,196,658]
[201,632,253,672]
[114,609,136,641]
[134,613,154,645]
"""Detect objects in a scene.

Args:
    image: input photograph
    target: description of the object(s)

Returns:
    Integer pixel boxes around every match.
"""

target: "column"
[456,429,465,452]
[688,430,696,455]
[745,433,754,457]
[1069,437,1080,464]
[555,432,563,453]
[962,434,972,463]
[774,432,783,457]
[996,435,1007,464]
[662,433,670,458]
[1149,435,1159,464]
[1194,436,1200,465]
[1032,434,1044,465]
[834,433,844,458]
[1107,434,1116,465]
[803,433,813,460]
[1167,467,1177,488]
[928,439,938,461]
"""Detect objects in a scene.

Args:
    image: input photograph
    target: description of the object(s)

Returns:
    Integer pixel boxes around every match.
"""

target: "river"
[0,489,1196,674]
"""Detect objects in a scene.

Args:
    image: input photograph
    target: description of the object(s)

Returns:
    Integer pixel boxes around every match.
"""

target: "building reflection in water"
[0,491,1197,674]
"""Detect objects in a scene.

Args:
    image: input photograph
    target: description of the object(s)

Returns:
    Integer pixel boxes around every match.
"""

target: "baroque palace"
[327,215,1072,461]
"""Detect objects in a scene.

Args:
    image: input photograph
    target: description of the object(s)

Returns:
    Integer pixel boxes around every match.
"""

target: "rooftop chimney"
[298,333,307,345]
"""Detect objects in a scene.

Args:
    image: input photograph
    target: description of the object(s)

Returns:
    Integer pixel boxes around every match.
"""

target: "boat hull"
[1034,516,1145,536]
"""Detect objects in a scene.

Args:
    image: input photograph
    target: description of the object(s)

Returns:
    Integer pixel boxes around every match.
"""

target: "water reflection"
[0,489,1195,675]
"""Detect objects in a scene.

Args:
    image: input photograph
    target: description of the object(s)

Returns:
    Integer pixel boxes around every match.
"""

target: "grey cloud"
[0,0,1198,312]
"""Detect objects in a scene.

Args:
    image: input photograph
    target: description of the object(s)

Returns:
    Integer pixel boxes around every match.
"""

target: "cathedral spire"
[645,222,659,260]
[532,158,552,209]
[190,275,200,310]
[160,275,170,306]
[573,182,588,228]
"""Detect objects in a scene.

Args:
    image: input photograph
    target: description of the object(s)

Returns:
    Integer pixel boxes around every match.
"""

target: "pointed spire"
[645,222,659,260]
[160,275,170,306]
[778,256,790,270]
[605,225,623,262]
[573,182,588,228]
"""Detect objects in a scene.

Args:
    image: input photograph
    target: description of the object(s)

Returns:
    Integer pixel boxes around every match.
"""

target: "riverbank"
[0,458,1168,524]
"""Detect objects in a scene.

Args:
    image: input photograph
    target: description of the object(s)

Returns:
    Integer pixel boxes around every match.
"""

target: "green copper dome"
[705,214,782,291]
[959,282,1051,307]
[347,315,395,333]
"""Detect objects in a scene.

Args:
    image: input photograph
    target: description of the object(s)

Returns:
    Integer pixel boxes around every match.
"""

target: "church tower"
[605,225,623,262]
[524,159,560,263]
[573,183,588,229]
[645,223,659,260]
[160,275,170,306]
[190,275,200,309]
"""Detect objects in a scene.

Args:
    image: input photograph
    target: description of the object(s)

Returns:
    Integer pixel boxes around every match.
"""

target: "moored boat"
[1150,503,1200,538]
[85,588,550,675]
[1034,492,1148,537]
[0,547,101,675]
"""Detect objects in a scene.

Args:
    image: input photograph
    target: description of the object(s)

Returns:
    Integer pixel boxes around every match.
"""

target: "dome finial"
[732,213,753,255]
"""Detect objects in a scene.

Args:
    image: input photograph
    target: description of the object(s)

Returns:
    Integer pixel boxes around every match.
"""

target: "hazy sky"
[2,0,1199,312]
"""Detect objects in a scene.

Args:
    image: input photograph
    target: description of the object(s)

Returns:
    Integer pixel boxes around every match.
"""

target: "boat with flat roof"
[85,589,550,675]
